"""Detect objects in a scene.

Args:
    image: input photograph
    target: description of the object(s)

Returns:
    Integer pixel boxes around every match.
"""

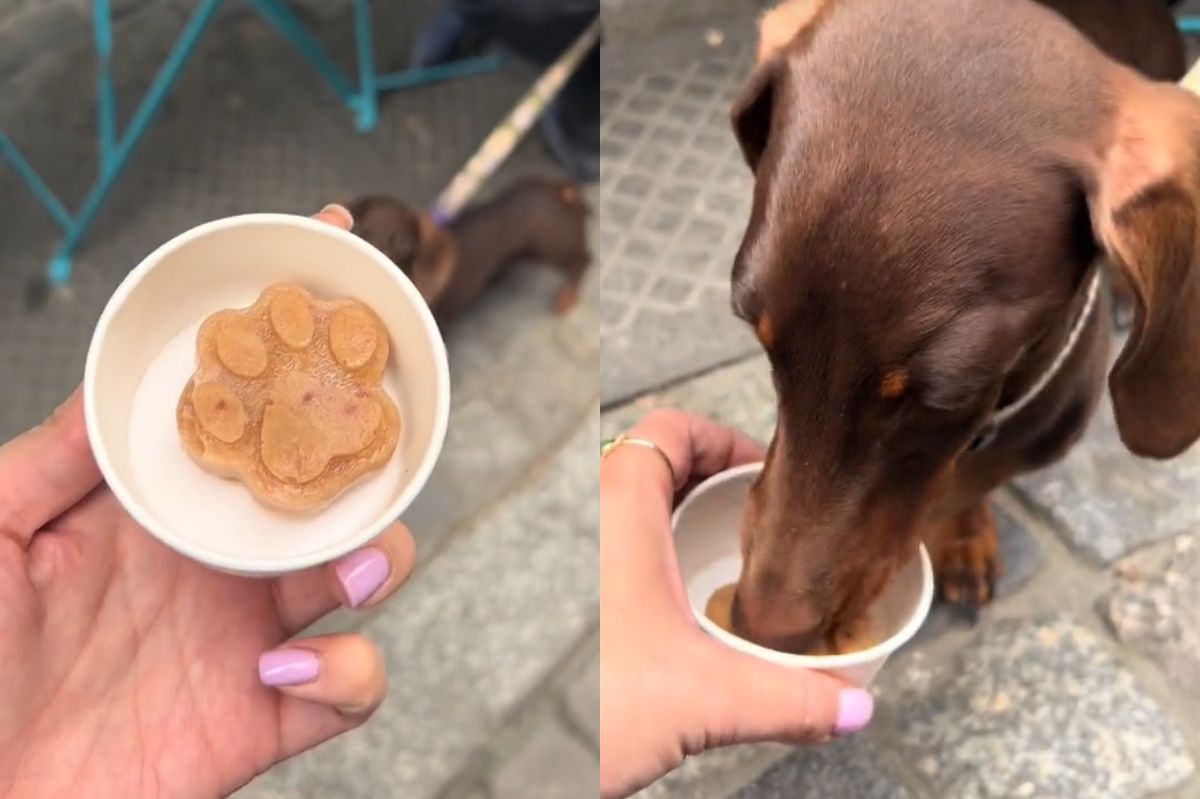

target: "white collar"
[971,270,1102,450]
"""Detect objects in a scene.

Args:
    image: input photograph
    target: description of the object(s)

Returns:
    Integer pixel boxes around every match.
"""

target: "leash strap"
[1182,57,1200,97]
[429,17,601,227]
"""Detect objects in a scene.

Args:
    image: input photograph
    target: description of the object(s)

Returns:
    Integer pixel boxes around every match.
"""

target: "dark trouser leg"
[413,0,600,181]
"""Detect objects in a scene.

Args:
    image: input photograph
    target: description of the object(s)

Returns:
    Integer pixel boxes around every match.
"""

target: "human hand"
[0,205,416,799]
[598,409,875,799]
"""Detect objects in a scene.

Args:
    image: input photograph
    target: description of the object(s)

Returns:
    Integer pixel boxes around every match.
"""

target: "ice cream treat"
[177,283,400,512]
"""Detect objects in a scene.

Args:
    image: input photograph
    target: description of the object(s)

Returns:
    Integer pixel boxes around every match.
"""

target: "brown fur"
[728,0,1198,653]
[347,177,590,324]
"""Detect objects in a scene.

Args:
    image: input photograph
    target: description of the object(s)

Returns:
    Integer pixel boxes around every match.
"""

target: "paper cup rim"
[672,462,935,669]
[83,212,451,574]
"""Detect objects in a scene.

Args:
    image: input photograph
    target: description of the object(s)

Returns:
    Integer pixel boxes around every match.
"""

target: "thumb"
[697,643,875,747]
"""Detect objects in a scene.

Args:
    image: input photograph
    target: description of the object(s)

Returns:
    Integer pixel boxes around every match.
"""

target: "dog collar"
[969,270,1102,451]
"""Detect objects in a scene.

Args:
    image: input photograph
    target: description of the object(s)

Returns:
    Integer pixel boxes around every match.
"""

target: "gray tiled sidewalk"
[598,13,760,406]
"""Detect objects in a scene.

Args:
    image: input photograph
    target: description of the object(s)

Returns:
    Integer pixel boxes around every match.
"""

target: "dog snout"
[730,570,826,654]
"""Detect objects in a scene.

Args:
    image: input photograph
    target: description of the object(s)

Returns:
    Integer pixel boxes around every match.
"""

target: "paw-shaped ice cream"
[177,283,400,512]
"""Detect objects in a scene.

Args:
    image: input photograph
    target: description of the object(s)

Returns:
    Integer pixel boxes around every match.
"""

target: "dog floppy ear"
[733,0,830,170]
[730,61,778,170]
[757,0,828,63]
[1086,79,1200,457]
[410,214,457,308]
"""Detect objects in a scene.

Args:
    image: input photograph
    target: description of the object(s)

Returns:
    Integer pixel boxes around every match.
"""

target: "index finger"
[605,409,765,500]
[0,388,102,547]
[312,204,354,231]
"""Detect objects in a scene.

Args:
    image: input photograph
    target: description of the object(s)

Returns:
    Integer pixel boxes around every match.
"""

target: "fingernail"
[319,203,354,228]
[259,648,320,687]
[834,689,874,736]
[335,546,391,608]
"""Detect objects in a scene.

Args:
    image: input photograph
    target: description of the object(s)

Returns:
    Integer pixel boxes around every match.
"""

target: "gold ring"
[601,433,676,485]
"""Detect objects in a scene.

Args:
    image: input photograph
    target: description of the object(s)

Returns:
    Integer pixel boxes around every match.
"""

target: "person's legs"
[537,43,598,182]
[412,0,600,181]
[407,3,472,68]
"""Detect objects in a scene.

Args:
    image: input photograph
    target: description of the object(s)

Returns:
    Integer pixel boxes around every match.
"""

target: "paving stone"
[236,416,600,799]
[1015,399,1200,564]
[731,737,912,799]
[412,399,533,542]
[1103,534,1200,705]
[478,318,598,441]
[895,613,1194,799]
[489,720,598,799]
[565,656,600,749]
[0,2,87,82]
[914,501,1044,643]
[602,356,775,442]
[601,0,765,51]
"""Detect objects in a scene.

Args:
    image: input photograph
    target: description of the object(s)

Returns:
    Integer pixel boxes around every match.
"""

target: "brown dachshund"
[728,0,1197,654]
[347,176,590,324]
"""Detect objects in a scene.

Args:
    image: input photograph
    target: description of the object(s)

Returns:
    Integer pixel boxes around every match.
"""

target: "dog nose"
[730,582,825,655]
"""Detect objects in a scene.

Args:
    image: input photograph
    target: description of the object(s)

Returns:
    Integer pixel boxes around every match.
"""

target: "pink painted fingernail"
[259,648,319,687]
[834,689,874,736]
[335,546,391,608]
[319,203,354,228]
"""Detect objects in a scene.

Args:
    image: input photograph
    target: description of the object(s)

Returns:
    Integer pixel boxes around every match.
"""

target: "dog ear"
[731,61,778,170]
[1086,80,1200,458]
[734,1,829,169]
[757,0,827,63]
[411,214,457,308]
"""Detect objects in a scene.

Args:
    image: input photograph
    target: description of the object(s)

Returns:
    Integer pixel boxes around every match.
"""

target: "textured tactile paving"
[597,19,760,405]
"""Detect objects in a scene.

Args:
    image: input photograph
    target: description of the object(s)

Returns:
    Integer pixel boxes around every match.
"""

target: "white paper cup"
[672,463,933,686]
[84,213,450,575]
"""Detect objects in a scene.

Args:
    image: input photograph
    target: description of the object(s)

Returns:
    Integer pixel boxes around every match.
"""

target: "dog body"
[348,177,589,324]
[441,178,590,320]
[729,0,1199,653]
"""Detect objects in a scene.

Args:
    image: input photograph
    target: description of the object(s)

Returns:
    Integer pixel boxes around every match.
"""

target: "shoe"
[410,4,471,69]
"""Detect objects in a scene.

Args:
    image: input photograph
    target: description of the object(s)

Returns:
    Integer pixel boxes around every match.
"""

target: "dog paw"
[934,508,1002,620]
